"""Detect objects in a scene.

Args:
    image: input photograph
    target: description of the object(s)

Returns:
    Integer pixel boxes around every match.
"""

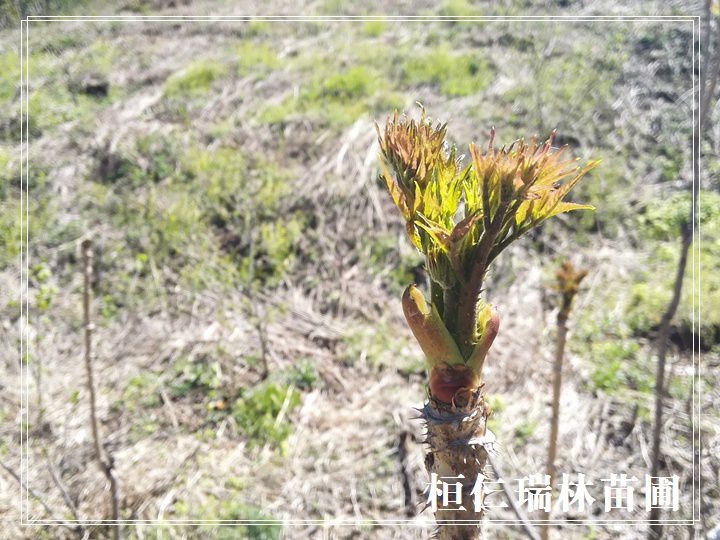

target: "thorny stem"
[455,200,509,357]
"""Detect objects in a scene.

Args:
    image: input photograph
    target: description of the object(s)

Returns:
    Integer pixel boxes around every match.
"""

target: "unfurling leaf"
[377,109,462,254]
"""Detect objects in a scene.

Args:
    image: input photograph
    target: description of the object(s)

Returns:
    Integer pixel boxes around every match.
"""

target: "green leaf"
[413,181,423,213]
[542,201,595,220]
[414,216,450,251]
[380,161,410,219]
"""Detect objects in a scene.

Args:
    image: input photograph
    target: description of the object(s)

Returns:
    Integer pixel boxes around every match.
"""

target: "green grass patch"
[339,318,414,371]
[173,498,281,539]
[282,360,322,390]
[237,42,280,77]
[258,65,392,128]
[97,181,214,314]
[501,37,625,134]
[183,147,303,287]
[73,42,120,76]
[361,19,386,37]
[23,80,113,136]
[361,233,423,296]
[402,45,492,96]
[245,19,271,37]
[164,60,227,98]
[312,66,375,100]
[232,381,300,449]
[120,372,163,412]
[513,420,536,444]
[438,0,481,16]
[0,51,18,101]
[170,355,222,399]
[89,140,305,318]
[572,289,656,405]
[0,190,55,270]
[257,97,301,126]
[485,394,505,434]
[565,147,631,240]
[96,132,182,186]
[587,341,651,394]
[0,46,120,139]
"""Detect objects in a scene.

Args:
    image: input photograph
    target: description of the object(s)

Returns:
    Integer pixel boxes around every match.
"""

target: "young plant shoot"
[377,108,598,539]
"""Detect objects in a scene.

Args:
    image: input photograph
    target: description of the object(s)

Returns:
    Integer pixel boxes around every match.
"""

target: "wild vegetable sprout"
[377,108,598,539]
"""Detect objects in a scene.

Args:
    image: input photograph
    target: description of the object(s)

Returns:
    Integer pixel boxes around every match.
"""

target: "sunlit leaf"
[542,201,595,220]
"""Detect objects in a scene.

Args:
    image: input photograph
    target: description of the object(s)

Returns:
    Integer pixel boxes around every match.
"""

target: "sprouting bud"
[554,260,588,320]
[377,108,598,390]
[402,284,464,370]
[467,305,500,374]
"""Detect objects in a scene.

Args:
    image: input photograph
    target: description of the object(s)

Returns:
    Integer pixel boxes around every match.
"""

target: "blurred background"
[0,1,718,539]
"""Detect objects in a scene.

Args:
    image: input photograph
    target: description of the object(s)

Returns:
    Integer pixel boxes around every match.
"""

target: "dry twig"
[82,239,121,540]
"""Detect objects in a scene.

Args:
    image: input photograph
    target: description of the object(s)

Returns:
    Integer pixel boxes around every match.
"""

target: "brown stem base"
[422,386,495,540]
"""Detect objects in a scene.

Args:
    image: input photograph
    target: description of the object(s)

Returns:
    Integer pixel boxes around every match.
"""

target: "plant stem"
[423,389,491,540]
[82,239,121,540]
[548,317,567,474]
[431,279,445,320]
[649,12,719,537]
[454,280,481,358]
[455,203,509,357]
[647,221,690,540]
[541,312,568,540]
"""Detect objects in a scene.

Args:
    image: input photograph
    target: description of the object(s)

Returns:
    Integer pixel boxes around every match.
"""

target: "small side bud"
[467,306,500,375]
[402,284,464,370]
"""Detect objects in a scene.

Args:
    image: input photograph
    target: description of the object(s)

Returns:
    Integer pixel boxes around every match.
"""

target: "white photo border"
[18,13,702,530]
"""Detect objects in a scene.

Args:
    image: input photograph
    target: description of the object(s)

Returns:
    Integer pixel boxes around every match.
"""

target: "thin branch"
[0,460,82,536]
[81,239,121,540]
[648,220,691,540]
[486,453,540,540]
[648,11,719,539]
[42,447,82,524]
[548,318,567,474]
[397,430,416,518]
[542,262,586,540]
[700,14,720,132]
[541,315,568,540]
